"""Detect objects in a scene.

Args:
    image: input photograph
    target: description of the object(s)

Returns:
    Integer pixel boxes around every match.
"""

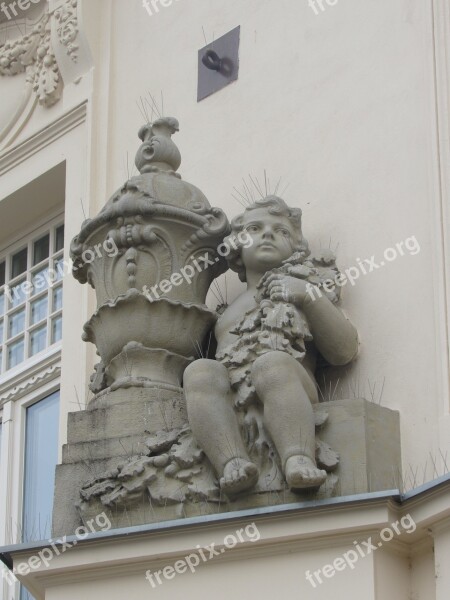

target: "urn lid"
[70,118,230,282]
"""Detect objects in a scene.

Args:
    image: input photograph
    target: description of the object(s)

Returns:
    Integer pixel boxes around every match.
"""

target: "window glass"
[53,257,65,282]
[9,309,25,337]
[53,287,63,312]
[31,268,49,296]
[55,225,64,252]
[11,248,27,279]
[20,391,60,600]
[0,221,63,375]
[51,317,62,344]
[7,338,24,369]
[0,420,3,492]
[31,296,48,325]
[0,420,3,473]
[33,235,50,266]
[22,391,60,542]
[30,326,47,356]
[10,279,27,308]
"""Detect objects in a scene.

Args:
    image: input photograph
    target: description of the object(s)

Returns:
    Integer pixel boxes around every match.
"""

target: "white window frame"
[0,212,64,600]
[0,378,60,600]
[0,100,90,600]
[0,213,64,380]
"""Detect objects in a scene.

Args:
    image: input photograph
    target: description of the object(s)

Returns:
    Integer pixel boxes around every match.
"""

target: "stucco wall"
[78,0,450,483]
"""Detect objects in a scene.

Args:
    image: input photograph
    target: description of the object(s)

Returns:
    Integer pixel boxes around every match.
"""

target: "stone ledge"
[53,398,401,537]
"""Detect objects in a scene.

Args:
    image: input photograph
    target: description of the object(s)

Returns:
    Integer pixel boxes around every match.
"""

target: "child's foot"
[220,458,259,494]
[285,455,327,490]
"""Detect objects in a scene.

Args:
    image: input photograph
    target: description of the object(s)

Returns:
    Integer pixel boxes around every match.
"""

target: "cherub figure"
[184,196,359,495]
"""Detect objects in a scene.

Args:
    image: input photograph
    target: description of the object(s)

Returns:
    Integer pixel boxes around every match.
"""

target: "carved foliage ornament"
[0,0,79,107]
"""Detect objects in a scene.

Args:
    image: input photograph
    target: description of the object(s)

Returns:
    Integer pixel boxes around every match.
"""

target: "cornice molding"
[428,515,450,536]
[0,100,87,176]
[3,486,450,595]
[0,350,61,406]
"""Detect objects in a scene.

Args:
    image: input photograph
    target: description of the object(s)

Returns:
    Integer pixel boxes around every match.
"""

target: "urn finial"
[135,116,181,174]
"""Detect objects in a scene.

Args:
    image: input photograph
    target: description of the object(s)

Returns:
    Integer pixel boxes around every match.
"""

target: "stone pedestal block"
[318,399,402,495]
[52,396,401,537]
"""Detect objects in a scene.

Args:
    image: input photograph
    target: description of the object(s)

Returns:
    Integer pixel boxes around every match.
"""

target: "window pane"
[10,279,27,307]
[0,421,2,476]
[30,326,47,356]
[9,309,25,337]
[31,267,49,296]
[55,225,64,252]
[0,292,4,315]
[54,257,65,282]
[0,320,3,343]
[33,235,50,266]
[22,391,60,542]
[11,248,27,278]
[8,338,24,369]
[52,316,62,343]
[0,261,5,286]
[31,296,48,325]
[53,287,63,312]
[20,583,34,600]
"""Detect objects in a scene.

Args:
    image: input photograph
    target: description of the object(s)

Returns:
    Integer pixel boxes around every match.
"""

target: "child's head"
[225,196,310,281]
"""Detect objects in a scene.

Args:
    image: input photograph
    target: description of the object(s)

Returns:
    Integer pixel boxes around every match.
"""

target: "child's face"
[240,208,296,273]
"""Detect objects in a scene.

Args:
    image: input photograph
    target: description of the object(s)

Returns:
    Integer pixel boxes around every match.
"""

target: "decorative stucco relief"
[0,0,80,106]
[0,0,91,148]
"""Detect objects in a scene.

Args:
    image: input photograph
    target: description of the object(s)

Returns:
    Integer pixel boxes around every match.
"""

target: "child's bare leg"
[184,359,258,494]
[251,351,327,490]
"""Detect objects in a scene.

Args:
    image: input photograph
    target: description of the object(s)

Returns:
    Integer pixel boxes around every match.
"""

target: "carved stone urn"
[70,118,230,398]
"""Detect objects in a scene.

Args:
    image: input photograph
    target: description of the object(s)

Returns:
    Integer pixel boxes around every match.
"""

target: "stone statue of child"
[184,196,359,495]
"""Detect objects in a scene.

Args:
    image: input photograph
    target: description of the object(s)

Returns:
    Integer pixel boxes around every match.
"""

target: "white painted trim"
[0,212,64,389]
[0,102,88,178]
[8,382,61,545]
[0,351,61,407]
[0,401,14,600]
[0,210,64,258]
[5,487,450,596]
[0,84,37,150]
[0,99,91,456]
[0,102,91,600]
[1,383,60,600]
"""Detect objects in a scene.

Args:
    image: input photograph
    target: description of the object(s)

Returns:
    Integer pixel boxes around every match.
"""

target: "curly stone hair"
[225,195,310,282]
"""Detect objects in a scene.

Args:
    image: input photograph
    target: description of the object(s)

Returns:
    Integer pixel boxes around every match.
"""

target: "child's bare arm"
[265,274,359,365]
[302,294,358,365]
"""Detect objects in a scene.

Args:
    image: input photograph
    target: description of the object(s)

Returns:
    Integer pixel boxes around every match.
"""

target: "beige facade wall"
[1,0,448,485]
[79,0,450,483]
